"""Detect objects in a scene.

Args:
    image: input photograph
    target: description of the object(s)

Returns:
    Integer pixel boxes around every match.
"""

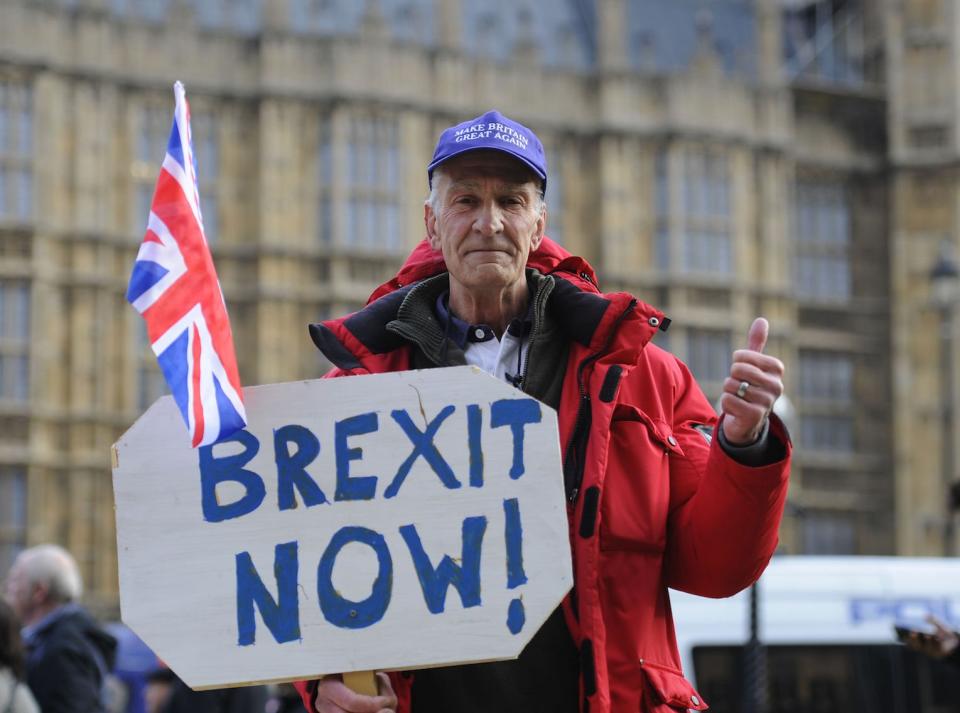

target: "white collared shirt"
[463,326,529,387]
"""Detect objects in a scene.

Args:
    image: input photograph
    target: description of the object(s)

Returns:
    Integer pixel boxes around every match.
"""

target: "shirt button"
[474,328,485,339]
[648,317,660,327]
[691,695,700,706]
[668,436,678,447]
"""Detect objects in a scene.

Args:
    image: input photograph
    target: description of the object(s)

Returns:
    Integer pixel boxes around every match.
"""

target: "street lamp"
[930,241,959,555]
[742,395,796,713]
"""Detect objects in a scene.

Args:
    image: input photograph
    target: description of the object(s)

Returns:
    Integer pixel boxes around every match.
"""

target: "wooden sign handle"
[343,670,378,697]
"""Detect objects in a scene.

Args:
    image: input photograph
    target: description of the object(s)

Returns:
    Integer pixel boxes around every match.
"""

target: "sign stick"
[343,671,378,697]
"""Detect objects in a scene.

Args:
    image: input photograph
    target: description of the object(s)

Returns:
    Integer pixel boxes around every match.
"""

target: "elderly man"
[296,110,790,713]
[4,545,116,713]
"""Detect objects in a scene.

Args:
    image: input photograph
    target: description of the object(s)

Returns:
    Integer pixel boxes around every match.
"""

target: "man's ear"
[530,204,546,252]
[424,202,441,251]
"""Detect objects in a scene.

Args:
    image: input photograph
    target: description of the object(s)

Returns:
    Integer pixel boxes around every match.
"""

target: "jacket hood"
[80,615,117,669]
[366,236,600,303]
[34,605,118,670]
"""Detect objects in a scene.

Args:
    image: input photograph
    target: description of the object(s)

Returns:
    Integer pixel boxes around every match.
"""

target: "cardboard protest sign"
[112,366,572,690]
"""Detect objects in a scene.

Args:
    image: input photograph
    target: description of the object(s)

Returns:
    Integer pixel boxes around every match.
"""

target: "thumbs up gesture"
[719,318,785,446]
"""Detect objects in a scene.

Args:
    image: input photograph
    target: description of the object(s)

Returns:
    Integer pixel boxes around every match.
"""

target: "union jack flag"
[127,82,246,447]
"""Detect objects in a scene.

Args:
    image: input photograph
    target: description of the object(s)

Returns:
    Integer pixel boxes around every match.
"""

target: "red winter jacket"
[296,238,791,713]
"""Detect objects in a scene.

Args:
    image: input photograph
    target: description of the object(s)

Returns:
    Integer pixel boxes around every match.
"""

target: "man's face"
[4,556,33,622]
[425,151,545,297]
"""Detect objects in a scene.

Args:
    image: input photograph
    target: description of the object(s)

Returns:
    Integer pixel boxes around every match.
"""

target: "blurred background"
[0,0,958,708]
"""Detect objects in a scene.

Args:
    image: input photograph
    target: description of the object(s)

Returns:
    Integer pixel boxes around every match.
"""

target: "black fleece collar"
[309,270,614,369]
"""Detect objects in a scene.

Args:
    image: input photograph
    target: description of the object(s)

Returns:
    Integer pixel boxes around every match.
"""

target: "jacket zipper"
[518,278,553,390]
[563,299,638,503]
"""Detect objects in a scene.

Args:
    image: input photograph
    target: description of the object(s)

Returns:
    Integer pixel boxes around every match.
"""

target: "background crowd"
[1,543,303,713]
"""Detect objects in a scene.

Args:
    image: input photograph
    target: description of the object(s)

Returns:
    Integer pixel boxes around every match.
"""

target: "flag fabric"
[126,81,246,447]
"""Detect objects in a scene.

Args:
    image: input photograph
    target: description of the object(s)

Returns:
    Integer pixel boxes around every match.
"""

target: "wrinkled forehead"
[438,150,543,192]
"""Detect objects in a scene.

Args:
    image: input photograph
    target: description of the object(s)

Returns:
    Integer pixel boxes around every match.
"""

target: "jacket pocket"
[600,404,683,552]
[641,660,708,711]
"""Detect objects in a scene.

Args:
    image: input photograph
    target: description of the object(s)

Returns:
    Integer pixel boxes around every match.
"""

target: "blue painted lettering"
[199,430,266,523]
[507,597,525,634]
[468,404,484,488]
[274,424,327,510]
[399,516,486,614]
[490,399,542,479]
[334,412,379,501]
[317,526,393,629]
[384,406,460,498]
[504,498,527,634]
[235,541,300,646]
[503,498,527,588]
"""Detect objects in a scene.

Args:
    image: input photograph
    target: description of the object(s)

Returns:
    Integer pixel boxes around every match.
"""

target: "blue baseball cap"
[427,110,547,190]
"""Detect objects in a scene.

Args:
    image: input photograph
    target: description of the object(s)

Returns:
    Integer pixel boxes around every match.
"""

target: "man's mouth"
[466,248,510,256]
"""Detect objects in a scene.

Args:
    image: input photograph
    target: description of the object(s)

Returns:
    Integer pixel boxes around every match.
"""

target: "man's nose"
[473,201,503,236]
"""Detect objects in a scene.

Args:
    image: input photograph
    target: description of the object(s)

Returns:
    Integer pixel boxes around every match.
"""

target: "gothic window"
[794,179,851,302]
[0,281,29,402]
[544,146,563,245]
[687,328,731,385]
[798,350,855,453]
[344,114,403,253]
[135,317,167,412]
[0,82,32,223]
[132,101,170,235]
[680,146,732,275]
[317,116,333,246]
[0,468,26,576]
[801,511,857,554]
[192,112,220,245]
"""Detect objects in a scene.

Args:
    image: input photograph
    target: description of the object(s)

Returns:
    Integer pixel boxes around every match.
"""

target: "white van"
[670,556,960,712]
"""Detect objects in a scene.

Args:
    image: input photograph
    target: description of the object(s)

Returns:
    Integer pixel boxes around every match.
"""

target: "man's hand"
[902,615,960,660]
[719,318,784,446]
[315,673,397,713]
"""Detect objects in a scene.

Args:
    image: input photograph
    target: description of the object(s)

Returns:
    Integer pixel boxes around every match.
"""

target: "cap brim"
[427,146,546,186]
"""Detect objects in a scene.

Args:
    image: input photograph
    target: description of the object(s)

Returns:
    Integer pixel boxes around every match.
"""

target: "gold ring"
[736,381,750,399]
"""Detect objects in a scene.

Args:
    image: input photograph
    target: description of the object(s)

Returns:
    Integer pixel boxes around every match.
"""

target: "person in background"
[143,667,175,713]
[0,598,39,713]
[144,663,268,713]
[104,623,158,713]
[3,545,116,713]
[901,614,960,664]
[159,676,267,713]
[265,684,303,713]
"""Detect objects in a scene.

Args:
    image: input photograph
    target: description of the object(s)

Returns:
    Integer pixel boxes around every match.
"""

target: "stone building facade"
[886,0,960,556]
[0,0,951,613]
